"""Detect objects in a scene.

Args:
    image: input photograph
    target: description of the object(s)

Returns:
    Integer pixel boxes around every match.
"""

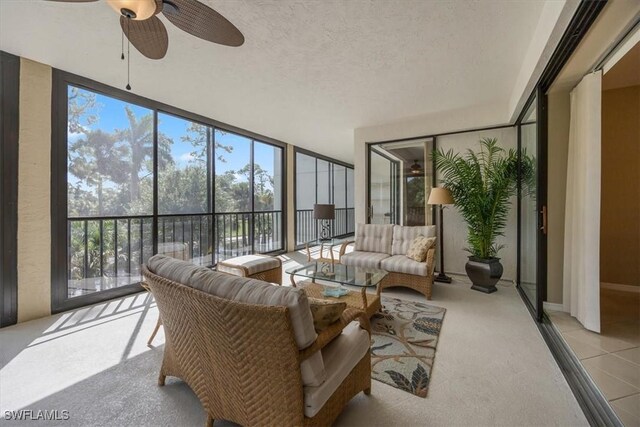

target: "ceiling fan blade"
[161,0,244,47]
[120,15,169,60]
[46,0,98,2]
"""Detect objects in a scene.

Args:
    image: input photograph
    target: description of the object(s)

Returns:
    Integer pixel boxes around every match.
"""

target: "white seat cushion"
[380,254,428,276]
[391,225,436,255]
[217,254,281,276]
[303,322,370,418]
[340,251,389,269]
[147,255,326,387]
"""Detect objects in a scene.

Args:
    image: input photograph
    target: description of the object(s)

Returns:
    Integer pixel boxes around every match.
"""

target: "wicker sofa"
[340,224,437,300]
[143,254,371,427]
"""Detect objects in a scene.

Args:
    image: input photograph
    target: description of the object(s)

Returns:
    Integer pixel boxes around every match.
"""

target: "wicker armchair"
[142,256,371,427]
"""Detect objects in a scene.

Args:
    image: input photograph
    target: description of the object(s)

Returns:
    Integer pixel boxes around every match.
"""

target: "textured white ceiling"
[1,0,550,162]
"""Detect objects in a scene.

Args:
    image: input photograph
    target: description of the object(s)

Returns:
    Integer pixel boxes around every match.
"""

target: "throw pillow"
[406,235,436,262]
[307,297,347,331]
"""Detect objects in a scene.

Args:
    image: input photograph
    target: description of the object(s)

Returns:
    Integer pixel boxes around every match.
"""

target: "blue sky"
[69,86,279,181]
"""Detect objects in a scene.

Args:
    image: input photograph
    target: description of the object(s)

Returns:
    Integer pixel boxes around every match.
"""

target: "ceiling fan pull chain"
[121,29,125,60]
[126,18,132,91]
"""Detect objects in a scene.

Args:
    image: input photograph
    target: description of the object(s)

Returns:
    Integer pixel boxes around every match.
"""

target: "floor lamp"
[427,187,454,283]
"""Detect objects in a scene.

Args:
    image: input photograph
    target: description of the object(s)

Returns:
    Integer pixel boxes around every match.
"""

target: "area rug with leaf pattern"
[370,297,446,397]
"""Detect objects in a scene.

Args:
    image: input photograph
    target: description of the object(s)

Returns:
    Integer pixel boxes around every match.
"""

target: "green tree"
[237,163,275,211]
[214,171,238,212]
[68,129,128,216]
[68,86,97,134]
[116,107,173,206]
[158,163,209,214]
[180,122,233,164]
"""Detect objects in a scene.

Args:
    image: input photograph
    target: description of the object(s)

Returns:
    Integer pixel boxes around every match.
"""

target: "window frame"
[51,70,287,313]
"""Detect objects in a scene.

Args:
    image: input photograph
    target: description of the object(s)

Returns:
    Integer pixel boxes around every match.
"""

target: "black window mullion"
[152,110,159,256]
[250,140,255,253]
[315,158,318,238]
[329,163,334,236]
[207,127,212,214]
[210,127,215,265]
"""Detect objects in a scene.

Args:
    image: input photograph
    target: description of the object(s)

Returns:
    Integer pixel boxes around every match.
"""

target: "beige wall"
[17,58,52,322]
[600,85,640,287]
[546,90,571,304]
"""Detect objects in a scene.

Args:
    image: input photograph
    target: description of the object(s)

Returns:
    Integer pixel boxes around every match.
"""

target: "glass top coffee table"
[286,262,387,318]
[286,261,387,289]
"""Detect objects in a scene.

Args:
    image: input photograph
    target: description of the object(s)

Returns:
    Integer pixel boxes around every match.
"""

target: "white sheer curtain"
[563,71,602,332]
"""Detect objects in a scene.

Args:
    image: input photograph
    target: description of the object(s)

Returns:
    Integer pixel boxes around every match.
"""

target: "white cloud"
[178,152,196,165]
[68,131,86,143]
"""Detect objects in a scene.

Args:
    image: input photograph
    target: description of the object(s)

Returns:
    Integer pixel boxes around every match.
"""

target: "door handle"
[540,205,547,235]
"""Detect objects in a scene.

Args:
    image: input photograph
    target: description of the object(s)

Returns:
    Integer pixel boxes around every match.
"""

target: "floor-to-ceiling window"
[294,149,354,247]
[52,73,285,312]
[157,113,212,265]
[65,86,155,297]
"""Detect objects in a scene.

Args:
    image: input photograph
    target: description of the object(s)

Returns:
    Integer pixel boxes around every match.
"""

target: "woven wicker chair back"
[142,265,306,426]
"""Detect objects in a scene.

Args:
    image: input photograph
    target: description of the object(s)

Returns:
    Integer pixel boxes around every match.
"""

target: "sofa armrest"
[338,240,355,260]
[298,308,370,362]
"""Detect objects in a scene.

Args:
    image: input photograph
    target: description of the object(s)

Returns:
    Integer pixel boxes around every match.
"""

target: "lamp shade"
[313,204,335,220]
[427,187,454,205]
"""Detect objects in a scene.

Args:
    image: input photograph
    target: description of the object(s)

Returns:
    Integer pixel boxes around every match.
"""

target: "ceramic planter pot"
[465,256,503,294]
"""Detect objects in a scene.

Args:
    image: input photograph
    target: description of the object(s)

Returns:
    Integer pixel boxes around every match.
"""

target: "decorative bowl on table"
[322,286,349,298]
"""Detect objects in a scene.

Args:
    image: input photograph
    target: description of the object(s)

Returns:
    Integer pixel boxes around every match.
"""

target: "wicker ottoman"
[217,254,282,285]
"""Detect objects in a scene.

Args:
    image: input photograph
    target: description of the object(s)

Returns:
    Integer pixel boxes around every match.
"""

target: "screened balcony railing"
[295,207,355,247]
[67,211,283,297]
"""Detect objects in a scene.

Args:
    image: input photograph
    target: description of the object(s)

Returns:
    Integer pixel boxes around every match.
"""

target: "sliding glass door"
[369,149,400,224]
[367,139,434,226]
[518,89,547,321]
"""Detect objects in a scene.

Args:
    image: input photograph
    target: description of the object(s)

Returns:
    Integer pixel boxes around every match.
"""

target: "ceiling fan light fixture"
[107,0,157,20]
[410,160,422,175]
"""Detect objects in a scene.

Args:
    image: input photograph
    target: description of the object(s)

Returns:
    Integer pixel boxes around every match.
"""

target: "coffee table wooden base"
[294,280,381,318]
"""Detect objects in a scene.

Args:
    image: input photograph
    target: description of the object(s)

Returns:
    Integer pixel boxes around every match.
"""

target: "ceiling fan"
[48,0,244,89]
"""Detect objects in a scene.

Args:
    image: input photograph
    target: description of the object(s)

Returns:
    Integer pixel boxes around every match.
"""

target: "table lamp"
[313,204,335,241]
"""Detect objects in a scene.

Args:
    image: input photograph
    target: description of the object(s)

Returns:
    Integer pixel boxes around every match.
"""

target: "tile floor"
[547,289,640,427]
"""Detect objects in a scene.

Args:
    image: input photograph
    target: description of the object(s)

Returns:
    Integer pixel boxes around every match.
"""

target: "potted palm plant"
[432,137,534,293]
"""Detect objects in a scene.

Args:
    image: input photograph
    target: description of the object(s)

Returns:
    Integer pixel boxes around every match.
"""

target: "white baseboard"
[543,302,565,312]
[601,282,640,293]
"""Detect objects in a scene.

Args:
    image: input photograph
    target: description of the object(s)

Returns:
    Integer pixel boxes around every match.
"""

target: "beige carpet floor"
[0,250,587,426]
